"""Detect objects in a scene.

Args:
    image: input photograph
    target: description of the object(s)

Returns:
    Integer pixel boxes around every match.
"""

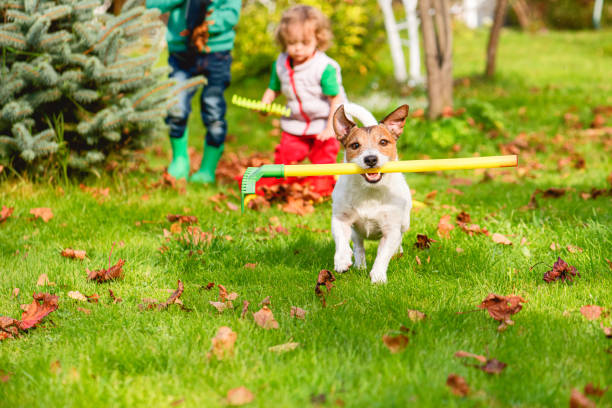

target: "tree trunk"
[511,0,530,30]
[485,0,508,77]
[418,0,453,119]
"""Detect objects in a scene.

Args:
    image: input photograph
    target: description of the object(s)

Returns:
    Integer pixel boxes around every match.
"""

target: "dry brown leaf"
[36,274,54,286]
[446,374,470,396]
[480,359,507,374]
[450,178,473,186]
[566,245,583,253]
[570,388,595,408]
[290,306,307,319]
[315,269,336,307]
[550,242,561,251]
[87,259,125,283]
[12,288,19,298]
[437,215,454,238]
[382,333,409,353]
[259,296,271,306]
[227,202,239,211]
[543,257,579,283]
[584,383,608,397]
[207,326,237,360]
[18,292,59,330]
[77,307,91,315]
[159,280,184,309]
[407,309,426,322]
[240,300,249,319]
[61,248,86,260]
[227,386,254,406]
[30,207,53,222]
[253,306,279,329]
[580,305,604,321]
[454,350,487,364]
[492,233,512,245]
[109,289,122,304]
[68,291,88,302]
[601,323,612,338]
[0,206,14,223]
[478,293,526,330]
[244,263,257,269]
[268,342,300,353]
[414,234,437,250]
[209,301,230,312]
[166,214,198,224]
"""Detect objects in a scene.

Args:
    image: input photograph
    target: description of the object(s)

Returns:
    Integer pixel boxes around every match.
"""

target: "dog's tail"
[344,102,378,127]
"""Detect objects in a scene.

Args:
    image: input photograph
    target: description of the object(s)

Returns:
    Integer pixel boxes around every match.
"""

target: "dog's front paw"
[334,251,352,273]
[369,269,388,284]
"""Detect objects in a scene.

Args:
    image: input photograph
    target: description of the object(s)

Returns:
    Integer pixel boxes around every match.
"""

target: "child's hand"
[316,126,336,141]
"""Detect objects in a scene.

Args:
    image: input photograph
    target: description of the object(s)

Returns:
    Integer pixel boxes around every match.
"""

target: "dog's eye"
[350,142,360,150]
[379,139,389,146]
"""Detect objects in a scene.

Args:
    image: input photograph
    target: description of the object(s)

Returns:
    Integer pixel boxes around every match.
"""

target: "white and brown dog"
[331,104,412,284]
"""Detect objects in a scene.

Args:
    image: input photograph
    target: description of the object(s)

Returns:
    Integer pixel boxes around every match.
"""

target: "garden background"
[1,0,611,407]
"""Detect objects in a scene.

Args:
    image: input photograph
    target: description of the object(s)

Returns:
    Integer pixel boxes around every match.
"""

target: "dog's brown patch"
[343,126,398,163]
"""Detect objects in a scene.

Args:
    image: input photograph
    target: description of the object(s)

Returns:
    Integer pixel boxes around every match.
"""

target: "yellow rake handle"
[283,155,518,177]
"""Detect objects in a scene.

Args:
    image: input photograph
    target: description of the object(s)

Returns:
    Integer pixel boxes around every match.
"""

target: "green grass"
[1,28,612,407]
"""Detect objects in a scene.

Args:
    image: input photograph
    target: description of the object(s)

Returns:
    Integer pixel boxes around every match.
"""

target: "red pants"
[253,132,339,196]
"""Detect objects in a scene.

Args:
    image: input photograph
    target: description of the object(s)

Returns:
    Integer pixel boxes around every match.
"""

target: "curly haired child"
[259,5,347,195]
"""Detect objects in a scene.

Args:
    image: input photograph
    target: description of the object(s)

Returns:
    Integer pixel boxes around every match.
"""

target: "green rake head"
[232,94,291,117]
[240,164,285,213]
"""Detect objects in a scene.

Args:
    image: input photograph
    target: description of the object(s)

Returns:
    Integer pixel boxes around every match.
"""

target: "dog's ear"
[380,104,409,139]
[333,105,356,143]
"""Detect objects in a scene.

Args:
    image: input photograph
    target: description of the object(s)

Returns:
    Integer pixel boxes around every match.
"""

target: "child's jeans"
[165,50,232,148]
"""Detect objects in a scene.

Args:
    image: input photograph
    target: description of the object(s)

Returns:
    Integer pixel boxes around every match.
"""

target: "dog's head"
[333,104,409,184]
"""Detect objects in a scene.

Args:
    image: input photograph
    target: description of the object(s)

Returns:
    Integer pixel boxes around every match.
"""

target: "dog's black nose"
[364,155,378,167]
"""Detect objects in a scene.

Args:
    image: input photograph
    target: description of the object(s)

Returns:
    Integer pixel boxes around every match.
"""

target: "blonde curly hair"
[275,5,333,52]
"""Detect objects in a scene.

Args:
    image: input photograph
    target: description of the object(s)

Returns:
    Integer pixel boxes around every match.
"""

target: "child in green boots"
[145,0,242,183]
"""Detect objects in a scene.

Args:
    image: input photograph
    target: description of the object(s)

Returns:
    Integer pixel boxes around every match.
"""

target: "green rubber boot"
[167,129,190,180]
[190,143,224,184]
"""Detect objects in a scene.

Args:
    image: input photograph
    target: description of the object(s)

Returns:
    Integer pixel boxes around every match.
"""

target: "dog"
[331,104,412,284]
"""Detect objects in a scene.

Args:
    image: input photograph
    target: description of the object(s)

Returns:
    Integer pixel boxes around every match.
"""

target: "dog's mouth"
[362,171,383,183]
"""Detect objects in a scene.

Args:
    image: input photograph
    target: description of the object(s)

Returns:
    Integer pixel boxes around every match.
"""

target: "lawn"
[1,28,611,407]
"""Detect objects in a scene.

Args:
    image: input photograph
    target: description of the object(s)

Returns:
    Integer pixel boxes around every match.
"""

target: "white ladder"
[378,0,424,86]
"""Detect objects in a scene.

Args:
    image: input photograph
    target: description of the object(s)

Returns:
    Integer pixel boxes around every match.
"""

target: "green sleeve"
[208,0,242,34]
[268,61,281,92]
[145,0,184,14]
[321,64,340,96]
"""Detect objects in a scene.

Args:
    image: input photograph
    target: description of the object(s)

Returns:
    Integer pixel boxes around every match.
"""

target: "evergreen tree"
[0,0,204,174]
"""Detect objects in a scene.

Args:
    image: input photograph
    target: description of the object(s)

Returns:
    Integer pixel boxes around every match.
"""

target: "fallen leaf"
[456,247,464,253]
[268,342,300,353]
[425,190,438,201]
[450,178,473,186]
[437,215,455,238]
[550,242,561,251]
[218,284,238,302]
[253,306,279,329]
[580,305,604,321]
[480,358,507,374]
[30,207,53,222]
[204,282,215,290]
[50,360,61,375]
[207,326,237,360]
[584,383,608,397]
[601,323,612,338]
[240,300,249,319]
[67,291,88,302]
[109,289,122,304]
[36,274,55,286]
[0,369,12,382]
[0,206,14,223]
[87,259,125,283]
[492,233,512,245]
[446,374,470,396]
[77,307,91,315]
[382,333,409,353]
[227,386,254,406]
[210,301,230,312]
[407,309,426,322]
[415,255,422,265]
[259,296,271,306]
[18,292,59,330]
[61,248,87,260]
[454,350,487,364]
[166,214,198,224]
[566,245,583,253]
[158,280,184,310]
[12,288,19,298]
[456,211,471,224]
[543,257,579,283]
[86,293,99,303]
[226,202,239,211]
[315,269,336,307]
[478,293,526,331]
[570,388,595,408]
[414,234,437,250]
[290,306,307,319]
[244,263,257,269]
